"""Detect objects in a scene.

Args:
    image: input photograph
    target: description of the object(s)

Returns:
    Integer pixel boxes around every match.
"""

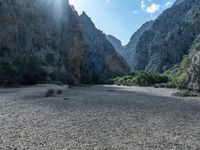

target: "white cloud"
[165,1,172,7]
[146,3,160,13]
[141,0,160,14]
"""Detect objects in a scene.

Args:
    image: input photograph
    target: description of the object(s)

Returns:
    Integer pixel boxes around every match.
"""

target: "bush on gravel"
[45,89,56,97]
[112,71,171,86]
[57,89,63,94]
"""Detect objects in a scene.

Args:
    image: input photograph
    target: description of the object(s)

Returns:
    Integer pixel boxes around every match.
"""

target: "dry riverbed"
[0,85,200,150]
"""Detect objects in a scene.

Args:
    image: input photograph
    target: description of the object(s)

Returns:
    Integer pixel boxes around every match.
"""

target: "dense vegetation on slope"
[113,36,200,92]
[162,36,200,91]
[112,71,170,86]
[169,36,200,91]
[112,70,188,89]
[0,56,48,86]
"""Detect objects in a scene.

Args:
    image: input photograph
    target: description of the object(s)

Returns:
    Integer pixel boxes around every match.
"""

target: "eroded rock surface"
[0,0,129,85]
[188,51,200,91]
[133,0,200,72]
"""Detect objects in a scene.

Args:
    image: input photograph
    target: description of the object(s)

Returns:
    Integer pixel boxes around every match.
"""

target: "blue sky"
[69,0,176,45]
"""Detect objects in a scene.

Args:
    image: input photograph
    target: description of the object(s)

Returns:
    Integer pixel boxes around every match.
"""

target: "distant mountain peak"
[79,11,96,28]
[80,11,91,20]
[107,35,123,46]
[106,35,128,63]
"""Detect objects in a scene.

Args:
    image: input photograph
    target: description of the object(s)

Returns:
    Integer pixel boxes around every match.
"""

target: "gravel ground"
[0,85,200,150]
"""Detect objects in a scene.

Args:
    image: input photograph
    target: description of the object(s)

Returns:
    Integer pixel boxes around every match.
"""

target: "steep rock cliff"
[0,0,84,84]
[78,12,129,83]
[188,52,200,91]
[106,35,127,60]
[125,21,153,71]
[0,0,129,85]
[134,0,200,72]
[187,37,200,91]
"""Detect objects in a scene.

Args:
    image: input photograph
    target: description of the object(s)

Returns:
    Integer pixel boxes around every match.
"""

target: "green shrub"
[174,73,188,89]
[0,57,20,86]
[164,64,180,75]
[0,56,49,86]
[13,56,48,85]
[57,89,63,94]
[45,89,56,97]
[193,42,200,51]
[134,71,169,86]
[112,71,171,86]
[180,55,192,73]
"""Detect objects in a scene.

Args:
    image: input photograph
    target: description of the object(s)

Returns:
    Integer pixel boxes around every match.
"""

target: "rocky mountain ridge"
[125,21,153,71]
[133,0,200,72]
[106,20,153,72]
[78,12,129,83]
[0,0,129,85]
[109,0,200,91]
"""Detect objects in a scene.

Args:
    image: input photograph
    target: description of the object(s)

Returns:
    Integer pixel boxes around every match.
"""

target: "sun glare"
[54,0,63,18]
[69,0,82,8]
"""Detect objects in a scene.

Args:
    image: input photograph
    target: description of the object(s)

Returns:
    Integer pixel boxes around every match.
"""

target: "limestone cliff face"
[78,12,129,83]
[134,0,200,72]
[106,35,127,60]
[0,0,84,84]
[187,37,200,91]
[188,52,200,91]
[0,0,128,84]
[106,22,153,72]
[125,21,153,71]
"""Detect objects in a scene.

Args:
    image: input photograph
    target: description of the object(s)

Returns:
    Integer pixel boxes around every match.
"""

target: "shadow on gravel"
[21,85,200,115]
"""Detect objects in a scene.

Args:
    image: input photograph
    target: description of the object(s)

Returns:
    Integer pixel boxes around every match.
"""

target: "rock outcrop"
[187,37,200,91]
[0,0,129,85]
[133,0,200,72]
[188,52,200,91]
[125,21,153,71]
